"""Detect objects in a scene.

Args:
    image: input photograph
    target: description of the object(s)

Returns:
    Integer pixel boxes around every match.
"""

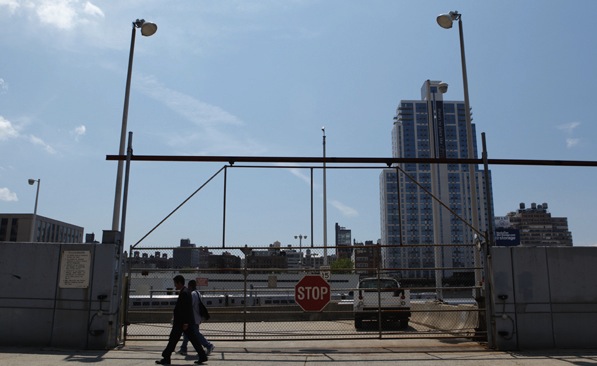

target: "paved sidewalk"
[1,339,597,366]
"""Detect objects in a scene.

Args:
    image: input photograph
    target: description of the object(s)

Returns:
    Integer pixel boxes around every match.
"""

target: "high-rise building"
[335,223,352,259]
[379,80,493,280]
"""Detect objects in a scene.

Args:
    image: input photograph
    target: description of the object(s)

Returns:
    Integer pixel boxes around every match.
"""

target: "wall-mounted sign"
[495,228,520,246]
[59,250,91,288]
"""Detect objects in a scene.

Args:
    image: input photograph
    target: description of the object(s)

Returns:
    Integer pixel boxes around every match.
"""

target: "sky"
[1,0,596,249]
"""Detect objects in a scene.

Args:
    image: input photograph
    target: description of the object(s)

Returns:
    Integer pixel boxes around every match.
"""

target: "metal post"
[120,131,133,247]
[112,23,137,232]
[310,168,314,248]
[114,131,133,345]
[458,17,483,295]
[426,80,444,299]
[29,179,40,242]
[222,166,228,248]
[481,132,496,347]
[482,133,494,247]
[322,128,328,266]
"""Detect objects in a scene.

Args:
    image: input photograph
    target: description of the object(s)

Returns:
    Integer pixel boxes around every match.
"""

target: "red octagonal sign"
[295,275,331,312]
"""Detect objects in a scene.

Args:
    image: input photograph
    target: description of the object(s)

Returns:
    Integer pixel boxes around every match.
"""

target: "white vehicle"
[353,277,411,329]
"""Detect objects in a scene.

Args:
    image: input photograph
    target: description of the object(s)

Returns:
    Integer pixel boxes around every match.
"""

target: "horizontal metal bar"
[106,154,597,167]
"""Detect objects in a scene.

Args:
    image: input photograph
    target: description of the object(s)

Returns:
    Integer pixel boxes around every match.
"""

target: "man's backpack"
[195,290,210,321]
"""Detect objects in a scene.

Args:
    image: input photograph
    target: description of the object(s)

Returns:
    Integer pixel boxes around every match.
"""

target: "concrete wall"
[490,246,597,350]
[3,243,595,350]
[0,242,120,349]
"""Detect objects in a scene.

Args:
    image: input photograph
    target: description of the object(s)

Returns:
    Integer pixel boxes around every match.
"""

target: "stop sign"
[294,275,331,312]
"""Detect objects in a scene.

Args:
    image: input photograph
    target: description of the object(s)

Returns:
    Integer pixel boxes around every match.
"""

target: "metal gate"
[114,153,492,345]
[123,245,485,343]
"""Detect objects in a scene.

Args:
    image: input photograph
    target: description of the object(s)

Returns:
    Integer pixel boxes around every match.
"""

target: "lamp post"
[426,80,448,299]
[294,234,307,265]
[437,11,482,294]
[322,127,328,266]
[28,178,40,242]
[112,19,157,232]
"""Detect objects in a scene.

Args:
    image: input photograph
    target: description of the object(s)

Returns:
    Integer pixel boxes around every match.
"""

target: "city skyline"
[1,1,596,248]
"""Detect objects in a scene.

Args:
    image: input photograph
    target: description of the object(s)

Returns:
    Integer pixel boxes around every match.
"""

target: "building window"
[10,218,19,241]
[0,218,7,241]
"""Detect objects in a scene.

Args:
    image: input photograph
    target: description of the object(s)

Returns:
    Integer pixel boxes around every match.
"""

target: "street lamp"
[322,127,328,266]
[294,234,307,264]
[425,80,448,299]
[28,178,40,242]
[112,19,157,232]
[436,10,482,292]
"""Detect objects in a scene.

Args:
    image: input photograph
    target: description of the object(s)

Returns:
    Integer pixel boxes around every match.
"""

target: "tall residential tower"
[379,80,492,281]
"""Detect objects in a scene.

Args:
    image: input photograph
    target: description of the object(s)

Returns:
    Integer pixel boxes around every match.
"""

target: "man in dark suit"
[156,275,208,365]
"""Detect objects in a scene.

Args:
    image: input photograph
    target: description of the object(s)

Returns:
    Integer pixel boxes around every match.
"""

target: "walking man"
[179,280,215,356]
[156,275,208,365]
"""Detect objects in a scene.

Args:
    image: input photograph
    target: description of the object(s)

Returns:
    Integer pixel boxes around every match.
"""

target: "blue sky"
[1,0,596,248]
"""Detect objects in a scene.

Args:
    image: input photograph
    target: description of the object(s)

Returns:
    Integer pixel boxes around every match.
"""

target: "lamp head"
[134,19,158,37]
[28,179,36,185]
[438,82,448,94]
[436,11,461,29]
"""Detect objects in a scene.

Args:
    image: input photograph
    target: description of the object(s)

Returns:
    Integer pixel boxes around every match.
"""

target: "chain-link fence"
[123,245,483,343]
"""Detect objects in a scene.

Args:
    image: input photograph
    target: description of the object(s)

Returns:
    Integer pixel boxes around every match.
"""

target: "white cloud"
[71,124,86,141]
[36,0,78,30]
[331,199,359,218]
[285,164,358,218]
[83,1,103,18]
[557,121,580,133]
[0,117,55,153]
[135,74,270,155]
[287,166,312,185]
[136,75,244,128]
[29,135,56,154]
[557,122,581,148]
[1,0,104,30]
[0,116,19,140]
[0,187,18,202]
[566,138,580,148]
[0,78,8,94]
[0,0,20,13]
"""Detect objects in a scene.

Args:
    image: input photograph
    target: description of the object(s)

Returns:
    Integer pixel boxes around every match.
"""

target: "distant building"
[0,213,83,243]
[282,246,301,269]
[502,202,573,247]
[126,250,171,269]
[335,223,352,259]
[85,233,99,243]
[173,238,201,268]
[205,251,242,272]
[245,244,288,273]
[352,240,380,277]
[302,249,332,270]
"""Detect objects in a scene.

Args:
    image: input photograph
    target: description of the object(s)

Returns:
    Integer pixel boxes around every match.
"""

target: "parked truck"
[353,277,411,329]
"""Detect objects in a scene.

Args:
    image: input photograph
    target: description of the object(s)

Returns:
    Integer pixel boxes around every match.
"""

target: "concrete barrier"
[411,302,479,333]
[127,302,355,324]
